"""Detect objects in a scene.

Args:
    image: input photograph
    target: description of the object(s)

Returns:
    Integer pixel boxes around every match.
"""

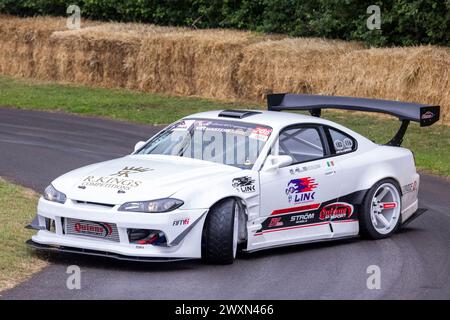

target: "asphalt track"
[0,107,449,300]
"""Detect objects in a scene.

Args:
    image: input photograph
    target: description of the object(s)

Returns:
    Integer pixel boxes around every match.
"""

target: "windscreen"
[137,119,273,169]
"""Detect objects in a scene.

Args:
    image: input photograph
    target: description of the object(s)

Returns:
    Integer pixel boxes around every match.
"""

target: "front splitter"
[26,239,192,263]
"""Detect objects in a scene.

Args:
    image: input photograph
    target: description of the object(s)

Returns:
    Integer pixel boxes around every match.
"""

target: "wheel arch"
[204,196,249,242]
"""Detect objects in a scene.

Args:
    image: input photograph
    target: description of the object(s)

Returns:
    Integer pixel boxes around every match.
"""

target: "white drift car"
[27,94,440,264]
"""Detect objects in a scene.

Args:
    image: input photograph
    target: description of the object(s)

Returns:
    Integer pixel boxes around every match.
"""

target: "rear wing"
[267,93,440,146]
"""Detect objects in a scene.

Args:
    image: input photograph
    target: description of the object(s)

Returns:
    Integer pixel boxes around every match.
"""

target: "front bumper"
[29,197,207,259]
[26,239,189,262]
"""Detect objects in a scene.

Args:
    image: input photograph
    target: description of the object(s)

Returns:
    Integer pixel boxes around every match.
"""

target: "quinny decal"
[268,217,283,228]
[285,177,318,203]
[319,203,354,220]
[74,221,113,237]
[232,176,256,193]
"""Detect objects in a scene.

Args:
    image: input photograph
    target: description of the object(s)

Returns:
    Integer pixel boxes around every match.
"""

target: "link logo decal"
[285,177,318,203]
[232,176,256,193]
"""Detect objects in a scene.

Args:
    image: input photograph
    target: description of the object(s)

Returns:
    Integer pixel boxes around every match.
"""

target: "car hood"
[52,155,239,204]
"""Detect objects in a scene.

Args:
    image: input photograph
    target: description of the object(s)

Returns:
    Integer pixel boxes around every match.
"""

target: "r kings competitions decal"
[80,166,153,191]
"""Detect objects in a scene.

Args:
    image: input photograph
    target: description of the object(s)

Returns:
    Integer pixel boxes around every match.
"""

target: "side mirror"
[262,155,293,172]
[134,141,146,152]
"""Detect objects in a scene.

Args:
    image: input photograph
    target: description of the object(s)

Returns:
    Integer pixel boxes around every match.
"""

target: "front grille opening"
[45,218,56,233]
[74,200,115,208]
[128,229,167,246]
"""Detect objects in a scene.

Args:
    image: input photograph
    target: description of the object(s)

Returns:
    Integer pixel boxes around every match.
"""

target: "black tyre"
[359,178,402,239]
[201,198,239,264]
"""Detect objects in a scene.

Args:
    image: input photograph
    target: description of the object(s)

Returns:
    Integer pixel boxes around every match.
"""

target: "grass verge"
[0,75,449,177]
[0,178,47,293]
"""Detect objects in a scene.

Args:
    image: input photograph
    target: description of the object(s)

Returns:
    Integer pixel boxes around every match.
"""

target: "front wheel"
[359,179,402,239]
[201,199,239,264]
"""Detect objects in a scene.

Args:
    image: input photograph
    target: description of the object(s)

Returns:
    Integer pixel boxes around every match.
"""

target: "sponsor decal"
[81,175,143,191]
[343,138,353,148]
[382,202,397,209]
[268,217,283,228]
[250,127,272,141]
[402,181,417,194]
[256,192,364,235]
[110,166,152,178]
[421,111,434,120]
[285,177,318,204]
[173,218,190,226]
[289,163,321,175]
[334,140,344,150]
[334,138,353,153]
[74,221,113,237]
[290,212,315,224]
[232,176,256,193]
[271,203,320,216]
[319,202,354,220]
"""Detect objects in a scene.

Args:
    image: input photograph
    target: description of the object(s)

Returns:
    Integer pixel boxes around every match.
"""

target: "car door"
[250,124,345,249]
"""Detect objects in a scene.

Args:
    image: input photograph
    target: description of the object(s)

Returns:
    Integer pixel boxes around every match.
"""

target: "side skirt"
[243,234,358,253]
[402,208,427,227]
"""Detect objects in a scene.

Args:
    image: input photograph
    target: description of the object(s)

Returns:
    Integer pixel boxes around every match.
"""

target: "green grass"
[0,178,46,292]
[0,76,247,124]
[0,75,449,177]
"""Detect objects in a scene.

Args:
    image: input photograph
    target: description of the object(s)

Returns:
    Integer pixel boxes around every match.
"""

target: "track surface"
[0,108,449,300]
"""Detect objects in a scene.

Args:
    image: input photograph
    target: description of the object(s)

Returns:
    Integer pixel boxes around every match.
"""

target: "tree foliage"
[1,0,448,46]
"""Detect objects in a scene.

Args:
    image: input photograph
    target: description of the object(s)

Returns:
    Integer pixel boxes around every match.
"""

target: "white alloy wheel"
[370,183,401,235]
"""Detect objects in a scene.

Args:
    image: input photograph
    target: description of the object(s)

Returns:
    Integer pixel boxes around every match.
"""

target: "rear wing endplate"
[267,93,440,146]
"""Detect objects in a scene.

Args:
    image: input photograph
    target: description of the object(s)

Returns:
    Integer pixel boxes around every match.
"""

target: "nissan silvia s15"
[27,94,440,264]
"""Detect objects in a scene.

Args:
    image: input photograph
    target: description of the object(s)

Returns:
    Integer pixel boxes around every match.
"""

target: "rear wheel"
[201,198,239,264]
[360,179,402,239]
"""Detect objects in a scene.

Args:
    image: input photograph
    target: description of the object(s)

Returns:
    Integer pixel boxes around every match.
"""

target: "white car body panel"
[30,110,421,259]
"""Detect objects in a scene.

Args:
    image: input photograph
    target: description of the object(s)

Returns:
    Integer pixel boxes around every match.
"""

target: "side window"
[278,126,325,163]
[328,128,356,154]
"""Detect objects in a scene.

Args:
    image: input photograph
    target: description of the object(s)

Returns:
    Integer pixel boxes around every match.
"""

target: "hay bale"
[135,29,272,99]
[0,15,449,125]
[237,37,363,101]
[326,46,450,124]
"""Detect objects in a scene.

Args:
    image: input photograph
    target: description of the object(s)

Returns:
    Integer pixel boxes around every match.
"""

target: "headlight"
[43,184,67,204]
[118,198,184,213]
